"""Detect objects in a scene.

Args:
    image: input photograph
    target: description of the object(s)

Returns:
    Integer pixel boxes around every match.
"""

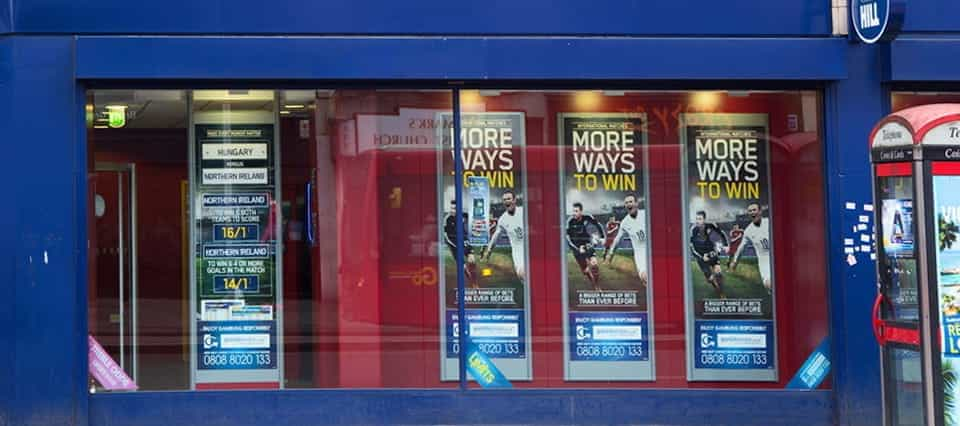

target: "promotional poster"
[196,124,274,186]
[197,193,276,304]
[681,113,777,382]
[935,175,960,425]
[882,197,915,255]
[558,113,654,381]
[438,112,531,381]
[192,122,280,386]
[877,176,919,321]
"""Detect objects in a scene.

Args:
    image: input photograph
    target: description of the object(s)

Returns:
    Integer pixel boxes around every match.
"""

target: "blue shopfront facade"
[2,0,960,425]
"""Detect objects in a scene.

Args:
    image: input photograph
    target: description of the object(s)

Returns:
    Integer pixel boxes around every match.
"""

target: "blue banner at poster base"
[786,338,831,390]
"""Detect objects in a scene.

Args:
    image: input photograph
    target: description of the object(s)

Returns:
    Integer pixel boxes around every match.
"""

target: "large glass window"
[87,88,828,391]
[450,90,828,388]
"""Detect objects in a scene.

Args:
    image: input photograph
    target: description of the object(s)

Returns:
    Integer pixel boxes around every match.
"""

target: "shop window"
[86,89,829,391]
[452,90,828,388]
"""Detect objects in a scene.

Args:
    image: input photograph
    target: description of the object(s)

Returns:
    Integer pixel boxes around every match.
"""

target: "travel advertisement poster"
[935,175,960,425]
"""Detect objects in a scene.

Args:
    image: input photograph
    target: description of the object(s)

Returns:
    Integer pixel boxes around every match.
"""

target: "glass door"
[91,163,138,386]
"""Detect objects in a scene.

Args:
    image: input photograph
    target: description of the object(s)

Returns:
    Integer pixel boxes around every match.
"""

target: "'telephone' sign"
[851,0,902,44]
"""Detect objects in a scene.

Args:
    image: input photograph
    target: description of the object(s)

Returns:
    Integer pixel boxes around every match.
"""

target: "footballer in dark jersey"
[566,202,605,291]
[690,210,729,297]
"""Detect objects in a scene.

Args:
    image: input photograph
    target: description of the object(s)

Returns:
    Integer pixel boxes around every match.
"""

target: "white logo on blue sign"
[852,0,889,44]
[576,325,591,340]
[700,333,715,348]
[203,334,218,349]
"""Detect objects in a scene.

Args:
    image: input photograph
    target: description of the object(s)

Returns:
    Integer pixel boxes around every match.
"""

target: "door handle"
[872,292,886,346]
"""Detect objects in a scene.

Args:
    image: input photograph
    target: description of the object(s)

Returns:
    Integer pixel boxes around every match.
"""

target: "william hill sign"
[851,0,904,44]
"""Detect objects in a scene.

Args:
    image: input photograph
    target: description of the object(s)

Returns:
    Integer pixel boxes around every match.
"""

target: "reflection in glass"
[87,89,829,391]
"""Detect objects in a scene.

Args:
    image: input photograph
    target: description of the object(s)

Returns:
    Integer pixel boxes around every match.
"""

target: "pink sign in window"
[88,335,137,391]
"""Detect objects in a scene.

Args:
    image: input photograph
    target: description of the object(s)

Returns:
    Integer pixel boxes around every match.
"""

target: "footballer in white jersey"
[731,202,772,292]
[483,191,526,281]
[604,194,649,287]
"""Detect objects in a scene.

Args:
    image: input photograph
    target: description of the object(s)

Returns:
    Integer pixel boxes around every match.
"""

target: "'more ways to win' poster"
[681,113,778,382]
[438,112,532,381]
[558,113,654,381]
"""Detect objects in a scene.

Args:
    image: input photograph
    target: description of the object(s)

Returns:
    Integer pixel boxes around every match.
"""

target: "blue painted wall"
[889,37,960,81]
[0,36,13,426]
[10,0,831,35]
[825,43,888,426]
[886,0,960,83]
[74,37,847,81]
[2,36,87,426]
[0,3,10,34]
[89,389,833,426]
[901,0,960,33]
